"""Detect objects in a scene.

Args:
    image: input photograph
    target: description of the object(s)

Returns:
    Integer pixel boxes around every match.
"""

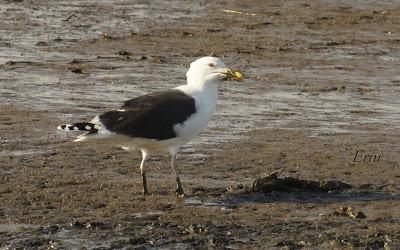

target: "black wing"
[99,90,196,140]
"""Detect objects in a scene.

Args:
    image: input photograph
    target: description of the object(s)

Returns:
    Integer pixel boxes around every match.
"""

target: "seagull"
[57,56,243,196]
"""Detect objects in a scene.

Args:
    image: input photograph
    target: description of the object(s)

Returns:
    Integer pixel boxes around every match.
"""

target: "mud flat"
[1,0,400,249]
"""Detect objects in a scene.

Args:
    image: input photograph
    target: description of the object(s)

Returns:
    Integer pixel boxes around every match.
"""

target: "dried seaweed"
[252,169,352,193]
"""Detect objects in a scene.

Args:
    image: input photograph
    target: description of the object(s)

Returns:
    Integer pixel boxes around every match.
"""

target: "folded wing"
[99,90,196,140]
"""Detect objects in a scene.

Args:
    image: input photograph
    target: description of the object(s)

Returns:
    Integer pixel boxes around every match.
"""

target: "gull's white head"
[186,57,243,87]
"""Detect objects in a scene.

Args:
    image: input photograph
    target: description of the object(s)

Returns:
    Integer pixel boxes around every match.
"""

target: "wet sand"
[1,0,400,249]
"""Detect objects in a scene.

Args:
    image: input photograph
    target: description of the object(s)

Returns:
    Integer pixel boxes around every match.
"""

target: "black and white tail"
[57,122,99,133]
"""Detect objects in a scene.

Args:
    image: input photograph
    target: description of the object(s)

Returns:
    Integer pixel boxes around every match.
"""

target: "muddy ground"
[1,0,400,249]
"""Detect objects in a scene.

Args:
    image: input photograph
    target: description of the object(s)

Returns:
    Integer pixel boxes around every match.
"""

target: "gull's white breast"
[173,84,218,146]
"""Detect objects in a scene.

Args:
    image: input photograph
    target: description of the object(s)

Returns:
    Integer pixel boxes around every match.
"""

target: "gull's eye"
[208,63,215,68]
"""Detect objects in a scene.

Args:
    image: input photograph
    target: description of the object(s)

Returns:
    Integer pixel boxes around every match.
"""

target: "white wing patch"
[90,115,112,135]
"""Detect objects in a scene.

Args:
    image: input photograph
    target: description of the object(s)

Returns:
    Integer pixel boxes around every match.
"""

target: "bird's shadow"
[186,189,400,208]
[225,190,400,206]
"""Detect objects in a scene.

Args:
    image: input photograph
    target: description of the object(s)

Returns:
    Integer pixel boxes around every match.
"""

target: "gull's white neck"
[176,79,219,114]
